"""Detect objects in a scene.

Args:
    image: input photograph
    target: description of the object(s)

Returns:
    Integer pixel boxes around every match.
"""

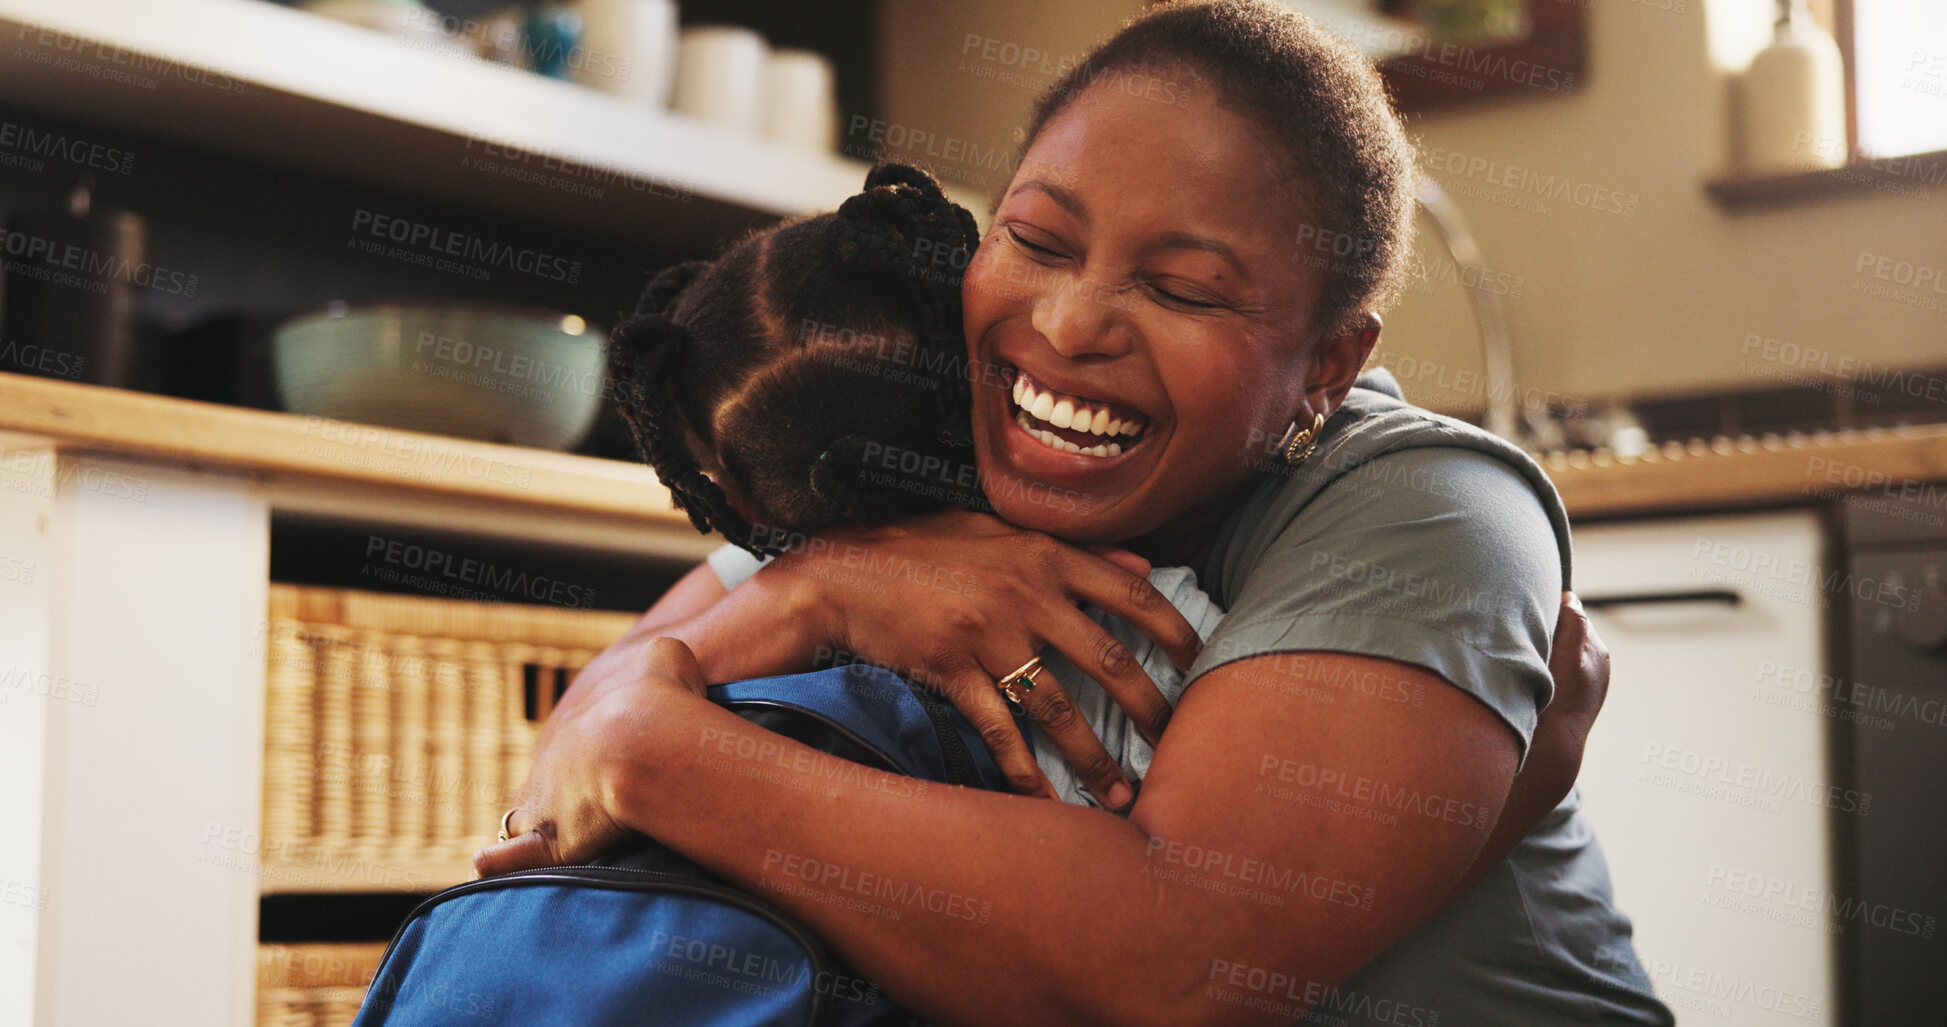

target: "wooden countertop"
[5,371,1944,523]
[0,371,688,525]
[1542,424,1947,519]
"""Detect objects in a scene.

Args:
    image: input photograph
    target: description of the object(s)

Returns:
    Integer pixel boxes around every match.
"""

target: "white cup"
[574,0,679,109]
[763,49,838,153]
[670,25,769,133]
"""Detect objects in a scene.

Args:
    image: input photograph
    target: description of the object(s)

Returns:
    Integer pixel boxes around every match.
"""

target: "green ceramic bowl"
[272,304,606,451]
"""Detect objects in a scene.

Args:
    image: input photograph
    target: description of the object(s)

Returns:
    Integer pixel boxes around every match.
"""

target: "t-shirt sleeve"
[1187,447,1562,765]
[705,543,770,592]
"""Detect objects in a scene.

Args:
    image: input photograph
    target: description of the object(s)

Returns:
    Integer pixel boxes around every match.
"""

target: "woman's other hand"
[770,507,1203,806]
[471,638,710,877]
[1542,590,1611,750]
[1449,591,1611,898]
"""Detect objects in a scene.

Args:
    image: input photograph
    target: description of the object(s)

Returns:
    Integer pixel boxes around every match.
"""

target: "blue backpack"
[351,664,1020,1026]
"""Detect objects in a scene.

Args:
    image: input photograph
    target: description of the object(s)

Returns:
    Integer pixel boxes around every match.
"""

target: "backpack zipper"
[717,697,908,775]
[902,681,983,789]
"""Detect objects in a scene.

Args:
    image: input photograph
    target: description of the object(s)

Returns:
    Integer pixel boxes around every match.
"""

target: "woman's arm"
[538,555,826,750]
[560,510,1206,803]
[536,562,725,750]
[552,513,1600,833]
[485,637,1516,1027]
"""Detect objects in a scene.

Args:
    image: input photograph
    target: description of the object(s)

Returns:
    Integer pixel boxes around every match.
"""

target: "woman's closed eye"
[1003,224,1069,262]
[1003,222,1243,313]
[1145,279,1225,310]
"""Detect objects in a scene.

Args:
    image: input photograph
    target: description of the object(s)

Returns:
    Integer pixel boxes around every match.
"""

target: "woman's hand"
[767,507,1204,807]
[1541,590,1611,750]
[1449,591,1611,898]
[471,637,710,877]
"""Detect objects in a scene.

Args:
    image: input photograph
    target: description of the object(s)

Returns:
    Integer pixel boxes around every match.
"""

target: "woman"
[478,2,1672,1023]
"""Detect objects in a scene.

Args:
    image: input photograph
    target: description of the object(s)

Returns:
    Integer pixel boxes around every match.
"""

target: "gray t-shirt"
[701,374,1671,1024]
[1182,377,1670,1026]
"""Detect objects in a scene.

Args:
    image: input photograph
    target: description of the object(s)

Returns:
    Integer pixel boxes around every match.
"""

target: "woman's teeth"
[1014,408,1123,456]
[1009,372,1146,458]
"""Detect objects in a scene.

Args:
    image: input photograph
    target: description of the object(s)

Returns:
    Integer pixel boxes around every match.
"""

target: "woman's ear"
[1304,312,1382,419]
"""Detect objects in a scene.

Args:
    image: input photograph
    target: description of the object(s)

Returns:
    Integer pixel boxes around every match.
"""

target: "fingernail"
[1107,782,1134,809]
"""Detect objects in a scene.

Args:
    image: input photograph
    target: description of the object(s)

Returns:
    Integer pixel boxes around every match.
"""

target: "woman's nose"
[1030,277,1133,360]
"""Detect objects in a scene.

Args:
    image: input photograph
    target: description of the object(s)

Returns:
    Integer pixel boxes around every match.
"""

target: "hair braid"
[828,164,982,442]
[607,162,990,552]
[637,259,707,318]
[608,261,755,546]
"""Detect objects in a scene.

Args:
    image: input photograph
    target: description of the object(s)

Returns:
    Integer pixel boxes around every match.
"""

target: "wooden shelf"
[0,0,982,242]
[256,851,475,895]
[1705,151,1947,210]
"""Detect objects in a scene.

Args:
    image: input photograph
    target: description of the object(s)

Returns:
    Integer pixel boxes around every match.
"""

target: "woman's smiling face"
[964,76,1342,554]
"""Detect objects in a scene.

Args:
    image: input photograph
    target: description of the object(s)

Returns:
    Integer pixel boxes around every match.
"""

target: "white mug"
[670,25,769,133]
[763,49,838,153]
[574,0,679,109]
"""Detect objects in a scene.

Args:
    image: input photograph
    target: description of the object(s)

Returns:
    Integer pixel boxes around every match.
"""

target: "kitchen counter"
[0,371,685,524]
[1542,424,1947,518]
[4,371,1945,523]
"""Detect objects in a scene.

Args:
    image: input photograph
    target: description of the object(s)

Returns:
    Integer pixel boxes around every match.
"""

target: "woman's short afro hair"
[1023,0,1417,339]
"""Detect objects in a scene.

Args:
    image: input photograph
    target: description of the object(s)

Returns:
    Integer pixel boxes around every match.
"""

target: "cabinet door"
[11,455,270,1027]
[1574,510,1838,1027]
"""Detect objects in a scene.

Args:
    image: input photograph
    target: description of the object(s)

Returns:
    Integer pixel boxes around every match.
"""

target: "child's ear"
[716,480,766,530]
[678,426,762,527]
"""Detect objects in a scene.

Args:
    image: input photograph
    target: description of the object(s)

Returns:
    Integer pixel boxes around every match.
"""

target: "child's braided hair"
[608,163,986,557]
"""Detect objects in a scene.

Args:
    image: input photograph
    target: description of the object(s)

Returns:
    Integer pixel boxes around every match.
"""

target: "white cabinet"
[0,438,706,1027]
[1575,510,1839,1026]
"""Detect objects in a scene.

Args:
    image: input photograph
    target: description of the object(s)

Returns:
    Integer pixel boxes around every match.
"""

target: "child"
[605,162,1221,809]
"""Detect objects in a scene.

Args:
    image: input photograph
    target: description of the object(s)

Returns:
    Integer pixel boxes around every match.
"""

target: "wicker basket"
[261,584,637,892]
[256,943,386,1027]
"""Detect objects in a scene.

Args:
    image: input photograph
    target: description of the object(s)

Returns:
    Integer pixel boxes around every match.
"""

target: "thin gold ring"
[498,806,520,844]
[996,656,1044,706]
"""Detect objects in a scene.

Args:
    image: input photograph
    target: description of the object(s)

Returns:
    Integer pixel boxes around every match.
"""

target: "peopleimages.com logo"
[349,209,582,285]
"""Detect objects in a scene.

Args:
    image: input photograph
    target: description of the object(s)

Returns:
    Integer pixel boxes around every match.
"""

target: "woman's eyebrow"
[1014,179,1088,223]
[1152,231,1251,282]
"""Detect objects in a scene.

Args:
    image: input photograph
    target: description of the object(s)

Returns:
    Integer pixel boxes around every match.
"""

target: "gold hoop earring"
[1278,412,1326,468]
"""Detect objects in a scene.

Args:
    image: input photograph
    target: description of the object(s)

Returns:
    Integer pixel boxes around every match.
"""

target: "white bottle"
[1741,0,1847,174]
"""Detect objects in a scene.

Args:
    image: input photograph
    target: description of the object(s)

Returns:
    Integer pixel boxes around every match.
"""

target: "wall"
[1384,0,1947,417]
[879,0,1947,419]
[876,0,1147,213]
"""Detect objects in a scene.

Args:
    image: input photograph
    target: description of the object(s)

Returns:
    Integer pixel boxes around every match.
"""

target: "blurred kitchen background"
[0,1,1941,1025]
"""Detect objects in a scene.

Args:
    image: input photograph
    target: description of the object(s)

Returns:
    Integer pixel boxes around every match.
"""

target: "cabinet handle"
[1581,589,1742,610]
